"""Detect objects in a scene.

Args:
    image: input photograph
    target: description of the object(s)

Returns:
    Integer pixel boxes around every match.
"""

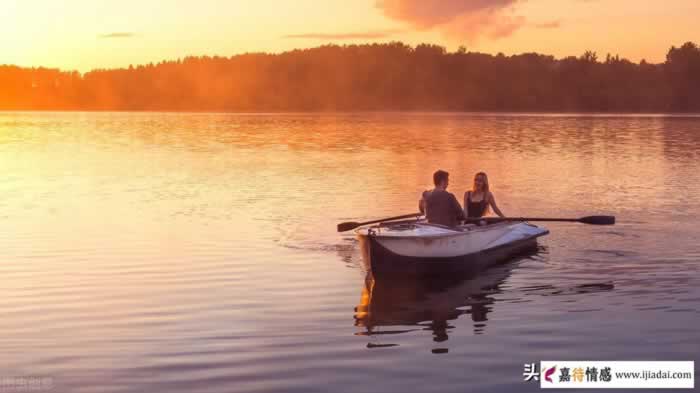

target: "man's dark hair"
[433,170,449,186]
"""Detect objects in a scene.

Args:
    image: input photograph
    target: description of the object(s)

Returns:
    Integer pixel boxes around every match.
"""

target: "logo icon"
[544,365,557,383]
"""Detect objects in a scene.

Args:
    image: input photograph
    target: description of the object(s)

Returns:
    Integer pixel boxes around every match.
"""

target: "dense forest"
[1,41,699,112]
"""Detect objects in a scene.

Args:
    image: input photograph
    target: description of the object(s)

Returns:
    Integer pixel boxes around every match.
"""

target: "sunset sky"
[2,0,699,72]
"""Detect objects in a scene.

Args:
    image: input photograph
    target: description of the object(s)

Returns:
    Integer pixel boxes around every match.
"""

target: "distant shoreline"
[2,41,700,112]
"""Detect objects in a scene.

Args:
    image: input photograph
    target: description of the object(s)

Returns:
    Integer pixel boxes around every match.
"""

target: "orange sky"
[1,0,698,72]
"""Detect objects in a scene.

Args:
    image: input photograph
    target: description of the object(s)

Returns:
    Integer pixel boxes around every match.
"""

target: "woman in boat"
[464,172,505,218]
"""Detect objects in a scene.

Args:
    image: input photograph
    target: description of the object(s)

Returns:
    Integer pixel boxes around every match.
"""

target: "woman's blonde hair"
[472,172,490,193]
[471,172,490,215]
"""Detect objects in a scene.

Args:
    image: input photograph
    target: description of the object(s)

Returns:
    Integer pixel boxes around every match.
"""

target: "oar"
[465,215,615,225]
[337,213,423,232]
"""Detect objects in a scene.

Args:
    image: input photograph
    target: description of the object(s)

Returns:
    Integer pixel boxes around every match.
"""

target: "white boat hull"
[357,221,548,276]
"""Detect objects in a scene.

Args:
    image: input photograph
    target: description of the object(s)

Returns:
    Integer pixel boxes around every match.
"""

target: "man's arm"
[452,194,466,221]
[419,190,429,214]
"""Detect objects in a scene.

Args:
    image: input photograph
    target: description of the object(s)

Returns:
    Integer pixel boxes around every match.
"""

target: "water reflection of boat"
[354,262,515,343]
[353,251,615,351]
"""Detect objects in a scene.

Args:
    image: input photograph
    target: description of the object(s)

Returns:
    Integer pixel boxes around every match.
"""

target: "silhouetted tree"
[665,42,700,111]
[0,42,696,112]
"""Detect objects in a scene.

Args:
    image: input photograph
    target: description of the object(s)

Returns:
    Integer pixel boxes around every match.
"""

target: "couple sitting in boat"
[418,170,505,227]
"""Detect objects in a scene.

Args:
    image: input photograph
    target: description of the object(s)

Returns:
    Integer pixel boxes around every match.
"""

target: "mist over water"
[0,112,698,393]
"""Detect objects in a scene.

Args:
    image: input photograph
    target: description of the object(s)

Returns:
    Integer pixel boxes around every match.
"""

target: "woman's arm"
[488,192,505,217]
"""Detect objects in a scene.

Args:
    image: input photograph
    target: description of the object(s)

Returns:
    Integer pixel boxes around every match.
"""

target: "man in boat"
[419,170,466,227]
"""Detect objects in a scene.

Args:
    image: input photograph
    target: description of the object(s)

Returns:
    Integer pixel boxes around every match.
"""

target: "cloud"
[376,0,526,41]
[284,30,399,40]
[98,32,135,39]
[533,20,561,29]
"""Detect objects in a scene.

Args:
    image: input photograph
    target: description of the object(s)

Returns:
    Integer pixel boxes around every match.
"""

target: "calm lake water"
[1,112,698,392]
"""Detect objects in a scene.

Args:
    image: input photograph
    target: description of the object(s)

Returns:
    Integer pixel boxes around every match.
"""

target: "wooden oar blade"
[337,222,360,232]
[579,215,616,225]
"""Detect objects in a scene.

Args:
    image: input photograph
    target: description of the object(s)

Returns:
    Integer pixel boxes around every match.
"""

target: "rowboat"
[356,220,549,276]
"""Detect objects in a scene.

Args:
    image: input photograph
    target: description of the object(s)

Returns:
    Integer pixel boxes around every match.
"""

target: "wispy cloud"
[376,0,526,42]
[98,32,135,39]
[284,30,399,40]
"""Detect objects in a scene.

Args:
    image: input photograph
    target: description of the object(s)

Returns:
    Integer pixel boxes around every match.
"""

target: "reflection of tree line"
[2,42,700,112]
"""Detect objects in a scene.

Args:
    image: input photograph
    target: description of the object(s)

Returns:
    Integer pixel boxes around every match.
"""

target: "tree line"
[1,41,699,112]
